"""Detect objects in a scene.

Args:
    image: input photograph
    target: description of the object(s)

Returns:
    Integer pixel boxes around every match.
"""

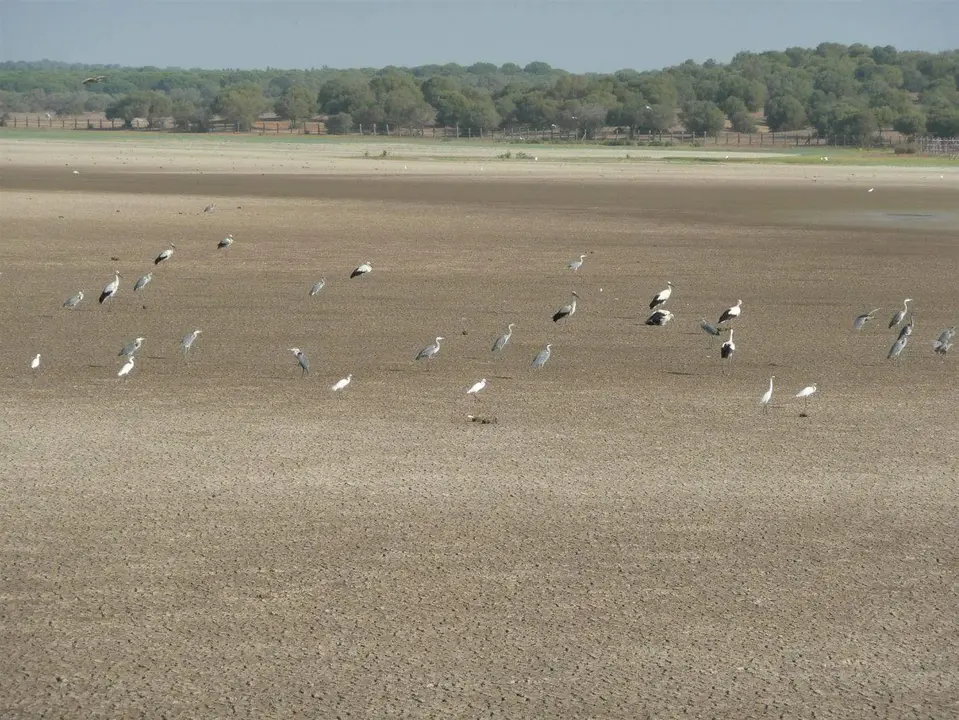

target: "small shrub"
[894,144,917,155]
[498,150,512,159]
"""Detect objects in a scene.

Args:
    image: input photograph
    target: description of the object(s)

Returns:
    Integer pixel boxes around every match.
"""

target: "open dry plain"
[1,137,957,718]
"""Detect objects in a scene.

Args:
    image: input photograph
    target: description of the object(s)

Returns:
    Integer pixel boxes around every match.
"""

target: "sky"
[1,0,957,72]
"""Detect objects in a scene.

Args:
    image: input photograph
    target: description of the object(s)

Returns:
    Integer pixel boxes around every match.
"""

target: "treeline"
[2,44,959,140]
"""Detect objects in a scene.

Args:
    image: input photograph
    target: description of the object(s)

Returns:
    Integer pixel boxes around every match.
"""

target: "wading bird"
[645,308,674,326]
[933,327,955,356]
[289,347,309,375]
[552,291,579,324]
[30,353,41,370]
[350,261,373,279]
[700,318,722,337]
[888,299,912,329]
[887,335,908,361]
[760,376,774,414]
[467,378,487,398]
[795,383,817,413]
[133,273,153,292]
[853,308,881,330]
[567,254,587,271]
[118,356,135,378]
[99,270,121,304]
[491,323,515,353]
[896,314,915,342]
[203,202,216,213]
[531,344,551,369]
[415,337,444,369]
[649,281,674,310]
[718,299,742,325]
[720,328,735,371]
[309,278,326,296]
[180,329,202,356]
[217,234,233,249]
[63,290,84,309]
[331,374,352,392]
[119,337,145,357]
[154,243,175,265]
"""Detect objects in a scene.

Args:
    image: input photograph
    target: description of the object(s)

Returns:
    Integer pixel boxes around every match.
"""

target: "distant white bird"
[760,376,774,414]
[795,383,817,412]
[331,374,352,392]
[133,272,153,292]
[119,337,145,357]
[645,308,674,326]
[350,261,373,279]
[415,337,444,369]
[154,243,176,265]
[98,270,121,304]
[718,299,742,325]
[203,202,216,213]
[118,356,135,378]
[699,318,722,337]
[72,170,79,175]
[567,254,587,271]
[30,353,41,370]
[888,299,912,329]
[853,307,881,330]
[217,234,233,249]
[63,290,84,309]
[289,347,309,375]
[309,278,326,296]
[531,344,552,369]
[720,328,735,371]
[649,281,674,309]
[467,378,488,398]
[552,291,579,323]
[491,323,515,352]
[180,329,202,356]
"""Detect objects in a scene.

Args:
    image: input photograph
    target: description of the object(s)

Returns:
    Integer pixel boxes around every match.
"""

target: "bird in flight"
[82,76,106,85]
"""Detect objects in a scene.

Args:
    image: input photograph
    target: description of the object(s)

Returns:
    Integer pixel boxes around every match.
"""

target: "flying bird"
[531,344,552,369]
[289,347,309,375]
[645,308,674,326]
[853,308,881,330]
[30,353,41,370]
[567,254,587,271]
[552,291,579,323]
[491,323,515,353]
[467,378,488,397]
[98,270,121,304]
[350,262,373,279]
[180,329,202,356]
[760,376,774,414]
[217,234,233,249]
[118,356,135,378]
[649,281,674,309]
[82,75,106,85]
[154,243,176,265]
[309,278,326,296]
[718,299,742,325]
[119,337,145,357]
[415,337,444,368]
[888,299,912,329]
[63,290,84,309]
[331,374,352,392]
[133,273,153,292]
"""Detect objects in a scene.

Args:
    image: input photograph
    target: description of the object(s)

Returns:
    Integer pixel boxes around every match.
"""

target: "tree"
[325,113,353,134]
[105,91,169,128]
[212,82,266,131]
[722,97,756,133]
[679,100,726,135]
[926,108,959,138]
[892,110,926,137]
[764,95,807,131]
[274,85,315,127]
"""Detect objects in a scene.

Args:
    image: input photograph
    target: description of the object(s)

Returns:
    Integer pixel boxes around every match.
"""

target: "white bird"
[720,328,735,371]
[888,299,912,329]
[491,323,515,352]
[289,347,309,375]
[649,281,674,309]
[350,261,373,279]
[531,344,552,369]
[718,299,742,325]
[133,272,153,292]
[180,329,202,356]
[467,378,488,397]
[415,337,444,369]
[119,337,145,357]
[760,376,774,414]
[63,290,84,309]
[853,307,881,330]
[795,383,817,412]
[567,254,587,271]
[203,202,216,213]
[552,291,579,323]
[645,308,674,326]
[98,270,121,304]
[217,234,233,249]
[154,243,175,265]
[309,278,326,296]
[118,356,135,378]
[30,353,41,370]
[331,374,352,391]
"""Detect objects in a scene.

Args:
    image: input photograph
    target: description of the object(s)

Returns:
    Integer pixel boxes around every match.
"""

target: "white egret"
[760,376,774,414]
[331,374,352,391]
[118,356,135,378]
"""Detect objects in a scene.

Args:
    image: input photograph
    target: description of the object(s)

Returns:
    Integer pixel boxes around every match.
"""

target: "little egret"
[760,376,774,414]
[331,374,352,391]
[467,378,488,398]
[795,383,817,413]
[30,353,41,370]
[118,356,135,378]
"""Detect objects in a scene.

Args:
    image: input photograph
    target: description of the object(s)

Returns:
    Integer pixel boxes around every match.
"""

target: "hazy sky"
[1,1,956,72]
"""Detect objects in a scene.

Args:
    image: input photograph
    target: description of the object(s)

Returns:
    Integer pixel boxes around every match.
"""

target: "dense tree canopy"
[2,45,958,138]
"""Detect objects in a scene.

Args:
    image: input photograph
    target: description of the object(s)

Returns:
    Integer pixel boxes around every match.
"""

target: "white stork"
[718,299,742,325]
[99,271,122,304]
[649,281,673,309]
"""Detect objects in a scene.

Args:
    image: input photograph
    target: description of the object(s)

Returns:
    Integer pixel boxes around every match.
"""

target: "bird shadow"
[665,371,699,377]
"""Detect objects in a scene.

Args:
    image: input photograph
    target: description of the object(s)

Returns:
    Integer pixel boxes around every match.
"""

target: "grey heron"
[645,308,674,326]
[133,273,153,292]
[309,278,326,296]
[795,383,817,413]
[119,337,145,357]
[888,299,912,329]
[896,314,914,342]
[217,234,233,249]
[331,374,352,391]
[552,291,579,323]
[467,378,487,398]
[567,254,586,271]
[30,353,41,370]
[118,356,135,378]
[289,347,309,375]
[180,329,202,356]
[720,328,735,372]
[415,337,444,369]
[718,299,742,325]
[760,376,774,414]
[887,335,908,361]
[531,344,551,369]
[154,243,176,265]
[203,202,216,214]
[63,290,84,309]
[700,318,722,337]
[491,323,515,353]
[350,262,373,279]
[649,281,674,310]
[853,308,881,330]
[99,270,121,304]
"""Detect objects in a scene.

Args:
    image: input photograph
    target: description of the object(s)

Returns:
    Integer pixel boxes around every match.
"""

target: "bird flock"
[28,215,953,418]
